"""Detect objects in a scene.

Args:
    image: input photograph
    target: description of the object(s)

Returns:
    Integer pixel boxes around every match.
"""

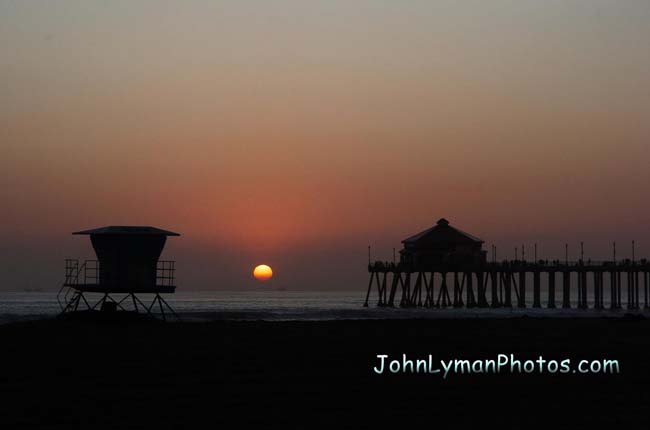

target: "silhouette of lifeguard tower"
[58,226,180,319]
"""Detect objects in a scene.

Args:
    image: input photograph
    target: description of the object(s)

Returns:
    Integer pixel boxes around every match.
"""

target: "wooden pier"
[363,260,650,310]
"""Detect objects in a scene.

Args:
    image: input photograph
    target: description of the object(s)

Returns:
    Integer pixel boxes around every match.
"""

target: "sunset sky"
[2,1,649,291]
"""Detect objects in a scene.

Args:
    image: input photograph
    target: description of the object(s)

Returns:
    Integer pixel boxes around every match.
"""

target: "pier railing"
[368,259,650,272]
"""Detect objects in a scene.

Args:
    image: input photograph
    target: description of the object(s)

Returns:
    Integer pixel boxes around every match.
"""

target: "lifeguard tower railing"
[64,259,176,292]
[59,259,179,319]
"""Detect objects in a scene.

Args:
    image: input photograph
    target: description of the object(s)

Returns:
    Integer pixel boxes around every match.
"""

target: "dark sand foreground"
[1,316,649,429]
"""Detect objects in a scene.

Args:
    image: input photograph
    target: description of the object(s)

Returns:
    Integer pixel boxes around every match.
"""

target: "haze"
[2,1,649,291]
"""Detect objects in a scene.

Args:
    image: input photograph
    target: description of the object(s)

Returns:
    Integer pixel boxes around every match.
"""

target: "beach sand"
[1,316,648,428]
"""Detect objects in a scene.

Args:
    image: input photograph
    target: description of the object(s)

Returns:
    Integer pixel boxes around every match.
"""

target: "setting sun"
[253,264,273,281]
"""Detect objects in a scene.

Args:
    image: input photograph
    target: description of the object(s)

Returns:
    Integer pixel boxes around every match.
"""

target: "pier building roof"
[402,218,483,246]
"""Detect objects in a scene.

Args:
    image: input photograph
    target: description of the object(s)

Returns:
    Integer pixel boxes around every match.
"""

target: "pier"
[364,218,649,310]
[364,259,650,309]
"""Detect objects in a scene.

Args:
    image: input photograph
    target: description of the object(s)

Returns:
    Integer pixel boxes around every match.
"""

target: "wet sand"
[1,316,648,428]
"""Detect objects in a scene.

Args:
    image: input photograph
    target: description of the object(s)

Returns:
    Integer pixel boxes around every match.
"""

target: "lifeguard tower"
[58,226,180,320]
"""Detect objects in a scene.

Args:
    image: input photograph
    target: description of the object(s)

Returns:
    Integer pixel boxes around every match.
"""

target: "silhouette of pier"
[364,219,649,310]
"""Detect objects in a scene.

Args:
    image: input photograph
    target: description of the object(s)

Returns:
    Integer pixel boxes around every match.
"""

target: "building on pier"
[400,218,486,268]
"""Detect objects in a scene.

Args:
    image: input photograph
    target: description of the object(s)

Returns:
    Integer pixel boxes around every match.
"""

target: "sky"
[1,0,649,291]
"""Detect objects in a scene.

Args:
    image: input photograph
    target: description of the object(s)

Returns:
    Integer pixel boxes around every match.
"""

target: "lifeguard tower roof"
[73,226,180,236]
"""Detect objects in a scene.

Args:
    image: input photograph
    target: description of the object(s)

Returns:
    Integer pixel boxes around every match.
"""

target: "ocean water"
[0,290,647,324]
